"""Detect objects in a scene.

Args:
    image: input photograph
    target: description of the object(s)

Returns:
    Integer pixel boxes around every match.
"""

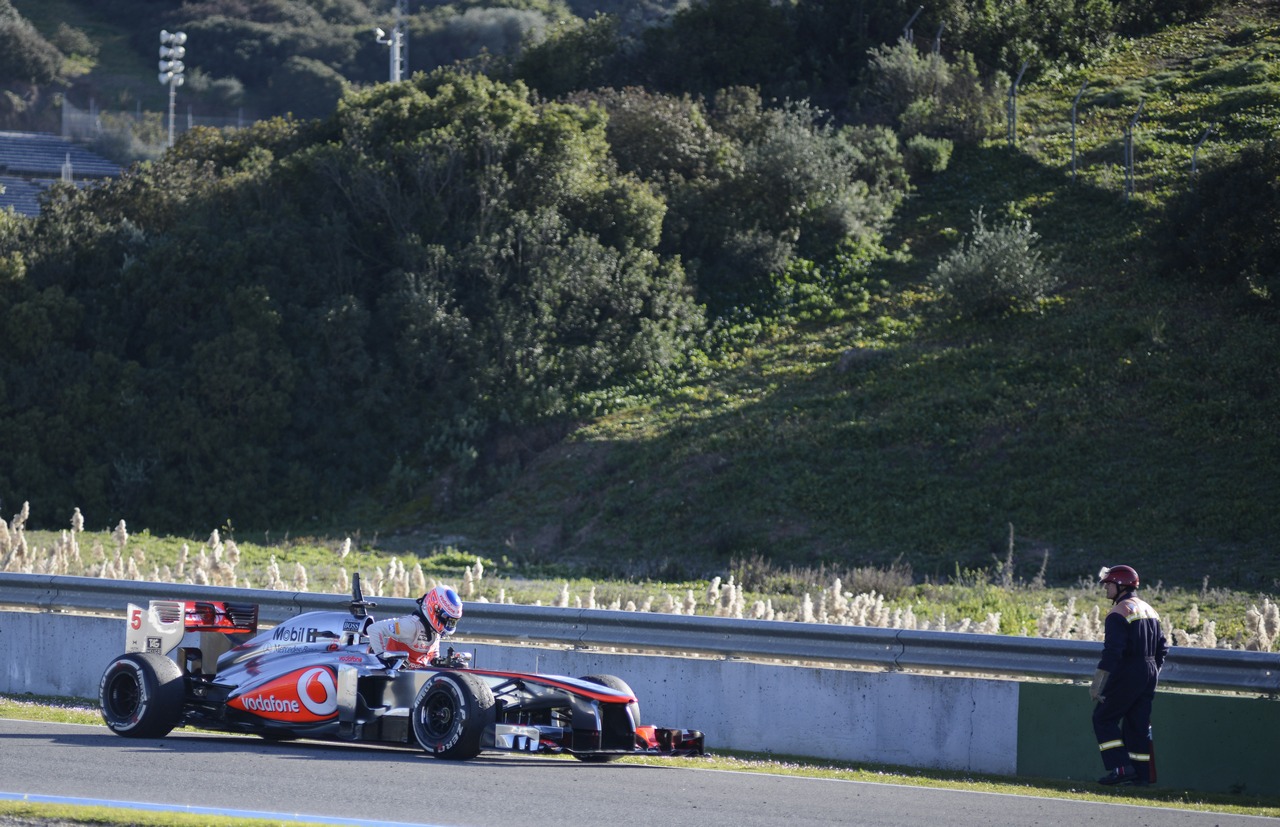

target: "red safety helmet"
[417,585,463,637]
[1098,565,1139,588]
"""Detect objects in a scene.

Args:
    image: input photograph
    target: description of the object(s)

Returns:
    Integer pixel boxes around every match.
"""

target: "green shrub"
[1166,139,1279,304]
[269,56,347,120]
[512,14,622,98]
[49,23,96,60]
[929,208,1059,318]
[864,39,1006,142]
[904,134,954,177]
[0,4,63,85]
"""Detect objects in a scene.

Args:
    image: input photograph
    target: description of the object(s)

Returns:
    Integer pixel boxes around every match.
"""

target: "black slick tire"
[99,652,186,738]
[410,672,495,760]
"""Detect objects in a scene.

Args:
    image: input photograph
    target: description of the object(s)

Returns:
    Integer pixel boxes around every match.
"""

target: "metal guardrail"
[2,573,1276,696]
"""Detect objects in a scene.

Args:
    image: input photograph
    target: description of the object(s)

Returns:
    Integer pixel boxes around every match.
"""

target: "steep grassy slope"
[415,1,1280,592]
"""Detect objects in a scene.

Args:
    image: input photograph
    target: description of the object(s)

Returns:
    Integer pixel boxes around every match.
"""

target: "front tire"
[410,672,495,760]
[99,653,185,738]
[574,674,640,763]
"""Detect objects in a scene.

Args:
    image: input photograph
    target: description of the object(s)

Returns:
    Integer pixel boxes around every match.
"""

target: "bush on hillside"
[563,0,681,35]
[904,134,953,177]
[864,39,1006,142]
[930,208,1059,318]
[185,68,246,109]
[864,38,952,121]
[578,86,907,314]
[0,1,64,85]
[86,112,167,164]
[514,15,624,100]
[50,23,97,60]
[637,0,794,99]
[179,15,365,89]
[1165,139,1279,307]
[568,86,727,185]
[416,6,554,72]
[269,55,347,119]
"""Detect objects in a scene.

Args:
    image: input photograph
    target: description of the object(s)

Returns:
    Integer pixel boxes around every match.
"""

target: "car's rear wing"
[125,599,259,656]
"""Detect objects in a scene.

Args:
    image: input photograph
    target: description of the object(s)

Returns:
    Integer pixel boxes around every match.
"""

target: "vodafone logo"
[242,694,300,713]
[296,667,337,716]
[233,666,338,721]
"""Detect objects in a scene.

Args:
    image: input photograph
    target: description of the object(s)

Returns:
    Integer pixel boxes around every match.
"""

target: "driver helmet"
[1098,564,1139,589]
[418,585,463,637]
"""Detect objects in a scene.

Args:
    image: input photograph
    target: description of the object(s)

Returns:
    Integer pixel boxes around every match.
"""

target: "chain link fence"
[60,98,251,164]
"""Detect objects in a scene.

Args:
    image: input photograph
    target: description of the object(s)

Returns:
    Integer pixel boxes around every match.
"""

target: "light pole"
[375,0,407,83]
[158,29,187,148]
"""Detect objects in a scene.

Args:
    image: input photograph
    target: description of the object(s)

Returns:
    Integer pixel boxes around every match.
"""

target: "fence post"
[1007,60,1030,147]
[1071,81,1088,182]
[903,6,923,44]
[1191,126,1213,188]
[1124,100,1144,201]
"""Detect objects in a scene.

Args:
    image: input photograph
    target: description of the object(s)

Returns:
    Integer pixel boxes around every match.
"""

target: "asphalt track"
[1,719,1273,827]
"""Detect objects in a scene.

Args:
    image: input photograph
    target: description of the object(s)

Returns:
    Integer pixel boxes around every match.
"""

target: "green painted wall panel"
[1017,682,1280,796]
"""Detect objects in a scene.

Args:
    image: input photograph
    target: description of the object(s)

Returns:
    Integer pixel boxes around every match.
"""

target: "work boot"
[1098,766,1146,786]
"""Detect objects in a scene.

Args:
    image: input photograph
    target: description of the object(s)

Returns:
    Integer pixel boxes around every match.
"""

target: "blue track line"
[0,791,448,826]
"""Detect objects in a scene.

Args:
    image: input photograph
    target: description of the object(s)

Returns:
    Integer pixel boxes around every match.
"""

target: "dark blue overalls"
[1093,592,1168,781]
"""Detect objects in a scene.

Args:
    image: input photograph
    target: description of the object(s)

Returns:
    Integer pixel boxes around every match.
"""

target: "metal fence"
[59,98,248,155]
[3,573,1276,696]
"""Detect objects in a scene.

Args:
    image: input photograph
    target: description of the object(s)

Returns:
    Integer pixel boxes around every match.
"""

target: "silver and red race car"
[98,576,704,761]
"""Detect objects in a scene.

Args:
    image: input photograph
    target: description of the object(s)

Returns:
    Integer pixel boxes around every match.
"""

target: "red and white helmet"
[418,585,463,637]
[1098,565,1139,588]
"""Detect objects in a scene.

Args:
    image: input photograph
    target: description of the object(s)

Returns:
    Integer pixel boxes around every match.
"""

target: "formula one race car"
[98,576,704,761]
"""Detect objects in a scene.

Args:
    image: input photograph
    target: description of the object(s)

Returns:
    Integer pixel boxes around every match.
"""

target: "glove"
[1090,669,1109,703]
[430,648,472,668]
[377,651,411,673]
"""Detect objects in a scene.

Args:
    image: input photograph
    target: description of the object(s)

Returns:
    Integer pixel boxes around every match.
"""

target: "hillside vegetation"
[428,1,1280,592]
[1,0,1277,602]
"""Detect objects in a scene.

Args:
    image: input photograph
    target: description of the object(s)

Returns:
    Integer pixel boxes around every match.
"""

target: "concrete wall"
[2,611,122,699]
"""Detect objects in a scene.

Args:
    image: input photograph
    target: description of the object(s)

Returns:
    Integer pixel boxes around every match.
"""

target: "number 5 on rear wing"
[125,600,259,656]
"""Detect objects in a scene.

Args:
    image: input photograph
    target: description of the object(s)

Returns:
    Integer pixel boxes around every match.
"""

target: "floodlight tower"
[158,30,188,147]
[375,0,407,82]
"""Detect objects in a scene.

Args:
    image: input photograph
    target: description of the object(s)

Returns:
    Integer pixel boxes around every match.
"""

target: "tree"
[0,0,64,85]
[269,55,348,119]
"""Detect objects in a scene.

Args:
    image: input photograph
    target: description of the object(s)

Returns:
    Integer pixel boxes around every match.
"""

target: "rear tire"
[574,674,640,763]
[99,653,185,738]
[410,672,495,760]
